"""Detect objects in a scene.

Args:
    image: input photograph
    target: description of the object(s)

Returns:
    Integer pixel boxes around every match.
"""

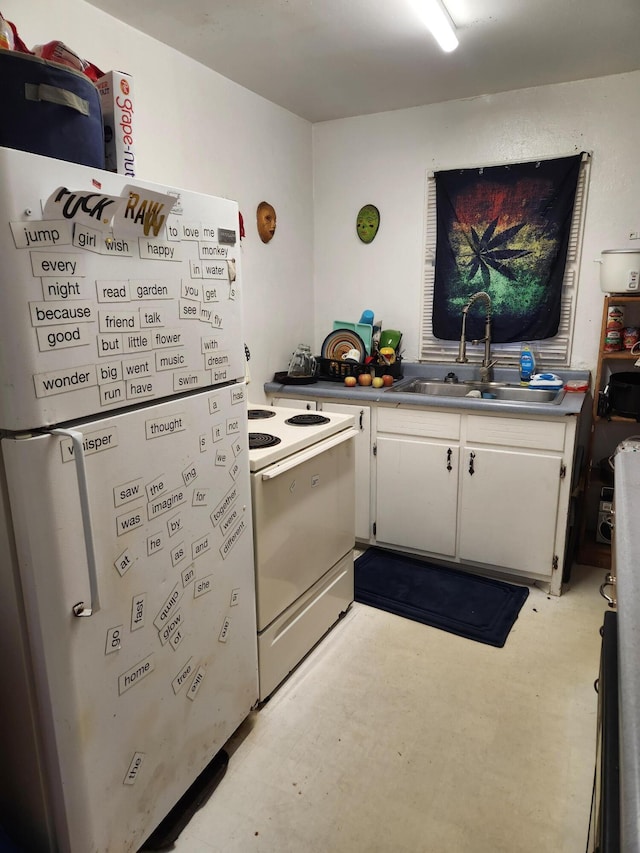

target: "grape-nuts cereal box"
[96,70,135,177]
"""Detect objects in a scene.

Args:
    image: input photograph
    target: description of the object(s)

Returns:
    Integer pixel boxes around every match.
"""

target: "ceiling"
[85,0,640,123]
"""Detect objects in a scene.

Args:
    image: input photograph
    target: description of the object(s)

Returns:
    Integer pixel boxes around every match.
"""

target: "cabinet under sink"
[373,406,576,595]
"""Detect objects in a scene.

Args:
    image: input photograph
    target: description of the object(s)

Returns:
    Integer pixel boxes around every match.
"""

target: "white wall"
[5,1,639,390]
[3,0,315,402]
[312,73,640,375]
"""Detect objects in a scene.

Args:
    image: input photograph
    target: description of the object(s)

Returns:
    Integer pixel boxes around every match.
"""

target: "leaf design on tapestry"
[465,217,531,286]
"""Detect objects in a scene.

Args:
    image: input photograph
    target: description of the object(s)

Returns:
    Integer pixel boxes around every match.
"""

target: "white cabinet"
[375,406,576,594]
[375,409,460,556]
[317,401,372,542]
[457,446,561,573]
[458,415,567,579]
[264,392,579,593]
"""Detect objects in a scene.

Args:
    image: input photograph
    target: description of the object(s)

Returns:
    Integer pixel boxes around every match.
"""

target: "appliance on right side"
[598,249,640,294]
[247,405,357,701]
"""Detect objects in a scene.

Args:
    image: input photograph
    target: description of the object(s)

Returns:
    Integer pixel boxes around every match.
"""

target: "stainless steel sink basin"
[402,380,476,397]
[389,377,564,404]
[491,385,562,403]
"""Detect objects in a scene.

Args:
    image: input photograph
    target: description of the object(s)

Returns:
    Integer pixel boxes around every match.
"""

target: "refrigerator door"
[0,146,244,430]
[0,386,257,853]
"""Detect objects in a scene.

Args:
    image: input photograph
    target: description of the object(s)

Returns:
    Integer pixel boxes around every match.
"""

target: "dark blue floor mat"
[355,548,529,648]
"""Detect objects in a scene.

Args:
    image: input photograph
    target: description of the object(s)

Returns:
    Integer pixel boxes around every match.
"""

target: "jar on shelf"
[606,305,625,330]
[604,329,623,352]
[623,327,640,350]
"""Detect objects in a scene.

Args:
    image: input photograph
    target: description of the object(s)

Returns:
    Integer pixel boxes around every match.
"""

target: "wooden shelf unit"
[592,295,640,422]
[578,294,640,569]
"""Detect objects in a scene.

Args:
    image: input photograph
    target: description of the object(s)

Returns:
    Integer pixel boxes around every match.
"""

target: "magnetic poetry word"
[187,667,206,701]
[10,219,72,248]
[145,414,185,439]
[153,582,183,630]
[210,483,239,527]
[118,654,155,695]
[219,517,247,559]
[148,486,187,520]
[35,364,96,398]
[59,426,117,461]
[131,594,146,631]
[123,753,145,786]
[171,657,194,695]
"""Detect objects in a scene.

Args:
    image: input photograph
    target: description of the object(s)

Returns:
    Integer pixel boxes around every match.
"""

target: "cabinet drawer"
[466,414,565,451]
[377,406,461,439]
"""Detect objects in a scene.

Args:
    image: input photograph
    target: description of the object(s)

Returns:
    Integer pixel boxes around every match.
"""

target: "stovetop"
[247,405,354,471]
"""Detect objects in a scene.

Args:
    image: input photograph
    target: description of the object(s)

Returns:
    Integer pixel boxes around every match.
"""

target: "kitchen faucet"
[455,290,496,383]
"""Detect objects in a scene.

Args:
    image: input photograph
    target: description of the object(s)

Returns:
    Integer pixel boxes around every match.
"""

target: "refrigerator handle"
[51,428,100,617]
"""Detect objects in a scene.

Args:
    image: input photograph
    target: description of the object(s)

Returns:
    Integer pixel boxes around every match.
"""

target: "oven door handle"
[260,428,358,481]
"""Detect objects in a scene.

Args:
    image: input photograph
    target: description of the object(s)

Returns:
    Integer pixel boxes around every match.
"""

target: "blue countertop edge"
[613,450,640,852]
[264,362,591,418]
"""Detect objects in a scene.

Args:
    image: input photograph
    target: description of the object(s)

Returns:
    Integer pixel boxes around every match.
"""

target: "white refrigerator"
[0,147,259,852]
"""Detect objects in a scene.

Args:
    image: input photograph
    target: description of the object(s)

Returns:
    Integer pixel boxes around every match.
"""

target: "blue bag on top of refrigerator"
[0,50,105,168]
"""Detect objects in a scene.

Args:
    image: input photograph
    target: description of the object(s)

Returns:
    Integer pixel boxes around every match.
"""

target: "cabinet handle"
[468,451,475,476]
[599,582,616,608]
[446,447,452,471]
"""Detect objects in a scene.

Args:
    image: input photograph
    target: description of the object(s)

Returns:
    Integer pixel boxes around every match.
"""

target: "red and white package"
[32,41,103,80]
[0,11,104,78]
[0,11,31,53]
[33,40,85,72]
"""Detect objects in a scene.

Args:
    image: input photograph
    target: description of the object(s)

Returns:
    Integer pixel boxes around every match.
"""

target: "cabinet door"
[375,436,458,556]
[458,446,561,576]
[319,402,371,541]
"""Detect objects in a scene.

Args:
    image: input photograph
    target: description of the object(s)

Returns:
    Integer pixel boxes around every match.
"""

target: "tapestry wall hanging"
[432,154,582,343]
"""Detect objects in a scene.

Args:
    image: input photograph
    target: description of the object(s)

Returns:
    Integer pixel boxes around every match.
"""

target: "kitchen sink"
[399,380,476,397]
[490,385,563,403]
[389,377,565,404]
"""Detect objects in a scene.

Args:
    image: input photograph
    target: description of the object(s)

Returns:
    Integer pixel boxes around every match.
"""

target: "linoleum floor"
[173,560,605,853]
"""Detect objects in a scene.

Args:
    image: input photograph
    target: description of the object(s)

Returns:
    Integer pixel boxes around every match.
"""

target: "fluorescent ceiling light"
[412,0,459,52]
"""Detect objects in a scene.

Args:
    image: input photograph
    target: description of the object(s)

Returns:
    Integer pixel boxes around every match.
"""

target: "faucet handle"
[479,361,497,384]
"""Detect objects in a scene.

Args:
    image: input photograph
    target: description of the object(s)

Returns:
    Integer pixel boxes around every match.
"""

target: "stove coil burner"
[285,414,330,427]
[249,432,282,450]
[248,408,277,420]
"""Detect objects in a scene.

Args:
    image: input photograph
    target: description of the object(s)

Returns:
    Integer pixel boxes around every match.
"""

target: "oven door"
[251,428,357,632]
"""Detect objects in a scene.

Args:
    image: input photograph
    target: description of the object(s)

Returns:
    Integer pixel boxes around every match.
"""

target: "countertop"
[264,362,591,419]
[613,447,640,852]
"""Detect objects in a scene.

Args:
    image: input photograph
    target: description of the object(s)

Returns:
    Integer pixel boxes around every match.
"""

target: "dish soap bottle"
[519,343,536,384]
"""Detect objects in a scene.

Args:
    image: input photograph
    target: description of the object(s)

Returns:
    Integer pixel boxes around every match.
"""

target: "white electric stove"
[247,405,357,701]
[247,406,356,471]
